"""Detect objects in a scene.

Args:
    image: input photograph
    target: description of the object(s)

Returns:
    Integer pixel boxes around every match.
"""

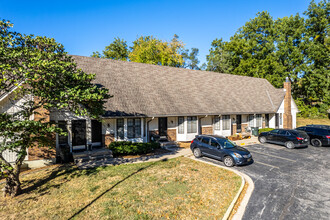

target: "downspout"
[146,117,155,142]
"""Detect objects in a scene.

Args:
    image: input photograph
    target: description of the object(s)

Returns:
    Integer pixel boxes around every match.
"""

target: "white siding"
[1,93,30,162]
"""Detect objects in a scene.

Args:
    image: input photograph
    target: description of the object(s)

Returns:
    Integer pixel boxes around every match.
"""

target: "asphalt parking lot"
[199,143,330,220]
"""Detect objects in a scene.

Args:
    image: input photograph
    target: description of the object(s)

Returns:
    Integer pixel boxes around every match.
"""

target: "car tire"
[193,148,202,158]
[259,136,267,144]
[223,156,235,167]
[311,139,322,147]
[285,141,295,149]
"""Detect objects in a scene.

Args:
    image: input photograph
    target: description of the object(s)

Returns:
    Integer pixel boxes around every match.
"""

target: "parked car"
[306,124,330,130]
[190,135,253,167]
[296,126,330,147]
[258,129,309,149]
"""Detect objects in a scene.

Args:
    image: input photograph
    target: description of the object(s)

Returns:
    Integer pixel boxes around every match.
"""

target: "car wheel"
[285,141,295,149]
[193,148,202,158]
[259,136,267,144]
[311,139,322,147]
[223,156,234,167]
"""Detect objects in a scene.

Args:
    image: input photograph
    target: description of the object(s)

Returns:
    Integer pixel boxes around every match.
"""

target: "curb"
[186,156,254,220]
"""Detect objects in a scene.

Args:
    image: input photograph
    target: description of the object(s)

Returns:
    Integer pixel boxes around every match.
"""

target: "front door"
[91,120,102,147]
[158,117,167,137]
[275,113,279,128]
[236,115,242,133]
[265,114,269,128]
[72,120,86,147]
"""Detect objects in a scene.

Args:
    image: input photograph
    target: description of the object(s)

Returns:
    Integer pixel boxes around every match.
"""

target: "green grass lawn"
[297,117,330,127]
[0,157,241,219]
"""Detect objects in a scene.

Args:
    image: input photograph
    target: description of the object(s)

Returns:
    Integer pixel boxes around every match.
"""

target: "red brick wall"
[103,134,115,147]
[202,126,213,135]
[232,124,237,135]
[283,81,292,129]
[28,97,56,161]
[167,129,176,141]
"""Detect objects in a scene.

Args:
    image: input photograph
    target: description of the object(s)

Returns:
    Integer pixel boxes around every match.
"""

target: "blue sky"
[1,0,312,64]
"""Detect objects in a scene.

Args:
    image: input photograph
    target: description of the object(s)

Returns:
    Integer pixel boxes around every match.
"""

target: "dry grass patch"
[0,157,241,220]
[297,117,330,127]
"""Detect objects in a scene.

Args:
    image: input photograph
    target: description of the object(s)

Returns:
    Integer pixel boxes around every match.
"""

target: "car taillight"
[326,135,330,139]
[296,137,304,140]
[191,139,194,144]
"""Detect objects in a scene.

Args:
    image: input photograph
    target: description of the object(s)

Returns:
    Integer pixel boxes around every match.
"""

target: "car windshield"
[216,138,236,149]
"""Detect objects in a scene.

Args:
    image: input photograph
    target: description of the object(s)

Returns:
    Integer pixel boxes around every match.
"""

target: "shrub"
[108,141,160,156]
[258,128,274,134]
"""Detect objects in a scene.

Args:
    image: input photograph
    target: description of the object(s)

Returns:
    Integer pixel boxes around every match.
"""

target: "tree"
[129,35,185,67]
[274,14,306,98]
[182,47,201,70]
[0,19,110,197]
[301,0,330,106]
[91,38,129,61]
[206,38,234,73]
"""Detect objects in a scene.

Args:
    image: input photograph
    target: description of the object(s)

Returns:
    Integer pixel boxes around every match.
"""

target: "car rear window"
[291,130,307,137]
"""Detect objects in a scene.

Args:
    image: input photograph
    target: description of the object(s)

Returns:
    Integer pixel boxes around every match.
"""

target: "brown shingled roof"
[71,55,285,117]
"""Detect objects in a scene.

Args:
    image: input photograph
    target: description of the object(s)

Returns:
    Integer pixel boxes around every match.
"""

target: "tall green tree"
[301,0,329,106]
[92,37,129,61]
[0,19,110,197]
[274,14,306,98]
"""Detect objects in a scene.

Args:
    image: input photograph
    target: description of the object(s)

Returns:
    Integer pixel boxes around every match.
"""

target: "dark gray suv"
[190,135,253,167]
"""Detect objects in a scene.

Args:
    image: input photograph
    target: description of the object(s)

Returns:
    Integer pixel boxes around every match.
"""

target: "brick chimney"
[283,77,292,129]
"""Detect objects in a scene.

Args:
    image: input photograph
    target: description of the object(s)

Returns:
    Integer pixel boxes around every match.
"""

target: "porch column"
[67,120,72,153]
[86,119,92,145]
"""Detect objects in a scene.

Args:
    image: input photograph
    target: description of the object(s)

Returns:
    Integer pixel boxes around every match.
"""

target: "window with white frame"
[127,118,141,139]
[117,119,124,139]
[178,116,184,134]
[256,114,262,127]
[280,113,283,126]
[187,116,197,133]
[214,116,221,130]
[222,115,230,130]
[248,114,254,127]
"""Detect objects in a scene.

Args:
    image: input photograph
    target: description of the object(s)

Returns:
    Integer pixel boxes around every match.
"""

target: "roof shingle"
[72,55,285,117]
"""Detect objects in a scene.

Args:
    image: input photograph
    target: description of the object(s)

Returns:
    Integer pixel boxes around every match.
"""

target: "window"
[278,130,287,135]
[248,115,254,127]
[178,116,184,134]
[187,116,197,133]
[270,129,279,134]
[222,115,230,130]
[201,137,210,144]
[256,114,262,127]
[117,119,124,139]
[280,113,283,126]
[58,121,67,145]
[210,139,218,147]
[214,116,221,130]
[127,118,141,139]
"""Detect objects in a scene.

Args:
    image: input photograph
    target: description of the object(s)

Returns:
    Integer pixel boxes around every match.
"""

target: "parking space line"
[248,150,296,162]
[254,161,280,169]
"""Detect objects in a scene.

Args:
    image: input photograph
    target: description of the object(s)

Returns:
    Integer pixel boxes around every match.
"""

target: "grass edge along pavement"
[0,156,242,219]
[187,155,254,220]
